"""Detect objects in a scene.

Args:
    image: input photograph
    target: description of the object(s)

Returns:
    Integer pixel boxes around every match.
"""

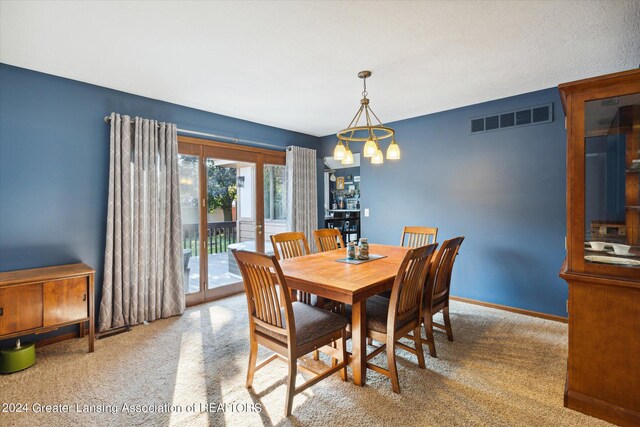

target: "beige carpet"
[1,296,609,427]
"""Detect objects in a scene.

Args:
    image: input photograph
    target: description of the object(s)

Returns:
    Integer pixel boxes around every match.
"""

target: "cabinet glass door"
[584,93,640,268]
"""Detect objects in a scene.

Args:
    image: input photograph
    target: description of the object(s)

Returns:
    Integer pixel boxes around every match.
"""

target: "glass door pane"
[263,164,288,254]
[205,157,257,296]
[178,153,201,296]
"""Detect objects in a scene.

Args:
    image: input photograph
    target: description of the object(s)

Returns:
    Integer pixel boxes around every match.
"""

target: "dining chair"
[313,228,345,253]
[270,232,314,304]
[420,236,464,358]
[270,231,323,360]
[346,243,438,393]
[271,231,311,259]
[375,225,439,303]
[313,228,348,315]
[401,226,438,247]
[233,250,348,417]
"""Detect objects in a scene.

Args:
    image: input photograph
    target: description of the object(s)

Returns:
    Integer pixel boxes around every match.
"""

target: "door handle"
[82,293,87,302]
[0,307,3,316]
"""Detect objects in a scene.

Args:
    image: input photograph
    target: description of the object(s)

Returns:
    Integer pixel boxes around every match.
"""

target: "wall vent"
[470,103,553,134]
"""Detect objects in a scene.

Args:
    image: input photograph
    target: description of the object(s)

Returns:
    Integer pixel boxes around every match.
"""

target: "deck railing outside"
[182,221,237,256]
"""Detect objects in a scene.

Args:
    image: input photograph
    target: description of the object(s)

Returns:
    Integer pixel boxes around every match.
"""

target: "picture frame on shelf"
[336,177,345,190]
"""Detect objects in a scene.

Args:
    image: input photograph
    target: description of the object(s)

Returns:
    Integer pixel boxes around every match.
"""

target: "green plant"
[207,164,237,221]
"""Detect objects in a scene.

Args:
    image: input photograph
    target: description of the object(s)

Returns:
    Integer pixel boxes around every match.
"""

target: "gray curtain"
[98,113,185,332]
[286,146,318,252]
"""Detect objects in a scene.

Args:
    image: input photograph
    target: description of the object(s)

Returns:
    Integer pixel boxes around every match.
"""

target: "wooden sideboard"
[0,263,95,353]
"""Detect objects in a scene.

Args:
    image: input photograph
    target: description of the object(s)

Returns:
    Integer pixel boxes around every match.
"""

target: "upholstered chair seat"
[256,302,348,347]
[344,296,413,334]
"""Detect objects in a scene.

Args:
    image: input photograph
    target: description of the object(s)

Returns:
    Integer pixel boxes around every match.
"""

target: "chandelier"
[334,71,400,165]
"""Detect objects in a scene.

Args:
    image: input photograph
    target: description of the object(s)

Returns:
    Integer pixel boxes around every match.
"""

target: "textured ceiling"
[1,1,639,136]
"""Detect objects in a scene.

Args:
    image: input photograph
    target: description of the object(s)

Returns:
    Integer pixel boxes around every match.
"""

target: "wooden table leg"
[351,300,367,386]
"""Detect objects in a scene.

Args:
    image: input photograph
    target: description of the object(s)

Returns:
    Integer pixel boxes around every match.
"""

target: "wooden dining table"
[277,243,410,386]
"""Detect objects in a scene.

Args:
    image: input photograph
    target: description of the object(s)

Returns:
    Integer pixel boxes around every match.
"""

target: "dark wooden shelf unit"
[325,210,361,243]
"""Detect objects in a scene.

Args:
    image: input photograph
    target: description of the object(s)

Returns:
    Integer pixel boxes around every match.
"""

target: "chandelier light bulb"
[363,138,377,157]
[333,140,346,160]
[386,139,400,160]
[342,147,354,165]
[371,148,384,164]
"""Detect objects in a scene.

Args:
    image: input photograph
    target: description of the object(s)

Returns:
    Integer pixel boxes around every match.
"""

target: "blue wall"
[318,88,568,317]
[0,64,319,338]
[0,62,568,333]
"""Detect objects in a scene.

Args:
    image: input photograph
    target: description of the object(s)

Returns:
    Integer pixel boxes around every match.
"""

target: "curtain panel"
[98,113,185,332]
[286,146,318,252]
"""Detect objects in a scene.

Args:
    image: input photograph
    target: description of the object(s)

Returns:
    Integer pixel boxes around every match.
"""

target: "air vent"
[471,103,553,134]
[500,112,514,128]
[485,115,499,131]
[471,118,484,132]
[515,109,531,125]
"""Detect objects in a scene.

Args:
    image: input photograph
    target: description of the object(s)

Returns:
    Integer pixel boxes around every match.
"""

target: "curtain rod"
[103,116,286,151]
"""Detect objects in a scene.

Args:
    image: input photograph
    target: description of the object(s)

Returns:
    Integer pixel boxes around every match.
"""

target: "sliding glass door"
[178,149,202,299]
[263,163,287,254]
[178,138,285,306]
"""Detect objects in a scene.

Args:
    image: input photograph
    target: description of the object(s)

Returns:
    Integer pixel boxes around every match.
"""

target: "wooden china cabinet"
[559,69,640,426]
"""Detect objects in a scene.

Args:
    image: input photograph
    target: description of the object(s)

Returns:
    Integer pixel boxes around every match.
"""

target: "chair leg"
[313,350,319,361]
[246,338,258,388]
[443,306,454,342]
[413,325,426,369]
[285,355,297,417]
[424,312,437,358]
[387,339,400,393]
[331,339,338,368]
[340,329,348,381]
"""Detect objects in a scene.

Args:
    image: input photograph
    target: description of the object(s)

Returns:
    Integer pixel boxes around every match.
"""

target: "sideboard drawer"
[0,284,43,335]
[43,277,88,326]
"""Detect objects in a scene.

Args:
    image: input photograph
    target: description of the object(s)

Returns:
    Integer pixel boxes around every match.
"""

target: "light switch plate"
[364,208,370,217]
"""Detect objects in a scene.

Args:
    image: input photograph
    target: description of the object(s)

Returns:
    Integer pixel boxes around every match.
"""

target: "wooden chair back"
[313,228,345,252]
[232,250,296,347]
[270,232,313,304]
[426,236,464,308]
[388,243,438,332]
[401,226,438,247]
[270,232,311,260]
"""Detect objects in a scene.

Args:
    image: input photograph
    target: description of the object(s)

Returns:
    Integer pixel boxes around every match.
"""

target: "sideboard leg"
[88,273,95,353]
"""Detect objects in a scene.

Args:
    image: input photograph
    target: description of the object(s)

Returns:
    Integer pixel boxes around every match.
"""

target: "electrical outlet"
[364,208,370,217]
